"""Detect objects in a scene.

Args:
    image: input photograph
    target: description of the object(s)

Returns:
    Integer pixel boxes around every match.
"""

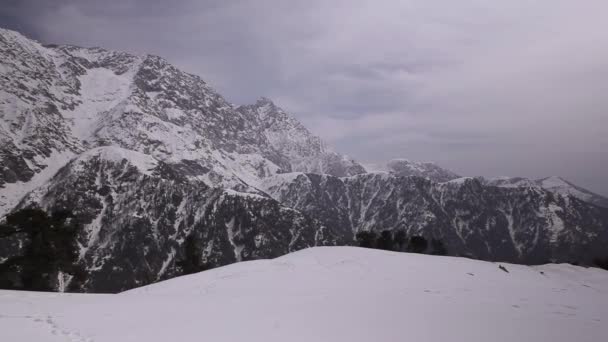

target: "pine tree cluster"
[355,229,448,256]
[0,208,85,291]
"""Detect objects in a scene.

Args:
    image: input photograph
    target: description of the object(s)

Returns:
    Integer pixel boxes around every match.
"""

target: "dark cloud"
[1,0,607,195]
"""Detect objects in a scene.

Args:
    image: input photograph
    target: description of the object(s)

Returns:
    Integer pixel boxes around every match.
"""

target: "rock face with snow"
[385,159,461,182]
[1,28,607,292]
[0,28,350,291]
[260,173,608,265]
[12,146,341,292]
[364,159,461,182]
[0,28,362,216]
[237,97,366,177]
[537,176,608,208]
[486,176,608,208]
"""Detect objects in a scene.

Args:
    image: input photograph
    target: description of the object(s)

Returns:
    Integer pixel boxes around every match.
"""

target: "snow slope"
[2,247,607,342]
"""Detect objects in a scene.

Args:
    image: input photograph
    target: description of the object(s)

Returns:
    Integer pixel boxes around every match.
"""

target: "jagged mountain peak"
[254,96,275,106]
[0,27,366,216]
[237,97,366,177]
[241,96,302,127]
[0,27,39,47]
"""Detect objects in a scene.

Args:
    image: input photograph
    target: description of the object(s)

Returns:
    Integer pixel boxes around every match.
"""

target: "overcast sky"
[2,0,607,195]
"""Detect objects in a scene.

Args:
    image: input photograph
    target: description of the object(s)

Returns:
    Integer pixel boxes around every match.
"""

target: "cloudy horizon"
[2,0,607,195]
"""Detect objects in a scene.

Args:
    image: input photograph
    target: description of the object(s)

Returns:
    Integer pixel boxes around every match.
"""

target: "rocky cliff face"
[12,147,340,292]
[1,28,607,292]
[237,98,366,177]
[486,176,608,208]
[260,173,608,265]
[0,28,363,216]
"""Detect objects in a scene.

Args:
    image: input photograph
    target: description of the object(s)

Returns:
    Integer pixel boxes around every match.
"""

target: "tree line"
[0,208,212,291]
[355,229,448,256]
[2,208,606,293]
[0,208,85,291]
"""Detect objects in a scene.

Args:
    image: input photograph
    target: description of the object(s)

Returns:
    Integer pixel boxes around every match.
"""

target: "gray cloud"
[2,0,607,195]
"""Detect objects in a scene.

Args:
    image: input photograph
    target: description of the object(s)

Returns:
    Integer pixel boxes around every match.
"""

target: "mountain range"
[1,28,607,292]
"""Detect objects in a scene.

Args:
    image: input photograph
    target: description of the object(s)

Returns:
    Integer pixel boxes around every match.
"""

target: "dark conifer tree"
[393,230,407,251]
[593,257,608,271]
[355,231,377,249]
[0,208,84,291]
[407,235,428,254]
[430,238,448,256]
[176,235,208,275]
[376,230,394,251]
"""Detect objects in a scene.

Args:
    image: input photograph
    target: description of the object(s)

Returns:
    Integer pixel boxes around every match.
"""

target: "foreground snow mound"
[2,247,608,342]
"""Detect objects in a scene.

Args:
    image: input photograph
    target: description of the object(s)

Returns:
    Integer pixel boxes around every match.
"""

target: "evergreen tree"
[393,230,407,251]
[376,230,394,251]
[407,235,428,254]
[0,208,84,291]
[176,235,208,275]
[593,257,608,271]
[430,238,448,256]
[355,231,377,249]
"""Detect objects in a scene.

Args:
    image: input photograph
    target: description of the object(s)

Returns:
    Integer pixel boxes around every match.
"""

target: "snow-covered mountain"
[237,97,366,177]
[3,247,608,342]
[1,27,607,292]
[260,173,608,265]
[486,176,608,208]
[364,159,461,182]
[0,27,363,216]
[11,146,342,292]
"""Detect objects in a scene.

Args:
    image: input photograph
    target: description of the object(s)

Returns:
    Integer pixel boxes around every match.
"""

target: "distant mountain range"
[1,28,607,292]
[365,160,608,208]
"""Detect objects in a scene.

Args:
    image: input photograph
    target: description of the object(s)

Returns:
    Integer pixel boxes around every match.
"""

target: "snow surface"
[62,67,138,141]
[2,247,607,342]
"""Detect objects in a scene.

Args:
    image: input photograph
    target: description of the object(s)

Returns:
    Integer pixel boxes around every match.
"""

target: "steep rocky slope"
[0,28,362,216]
[237,98,365,177]
[260,173,608,264]
[486,176,608,208]
[11,147,339,292]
